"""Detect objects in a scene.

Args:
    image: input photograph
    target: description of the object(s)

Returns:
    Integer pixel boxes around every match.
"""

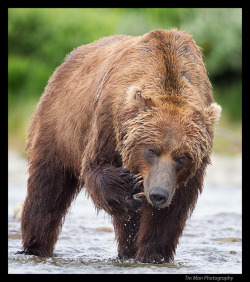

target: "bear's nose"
[149,187,169,207]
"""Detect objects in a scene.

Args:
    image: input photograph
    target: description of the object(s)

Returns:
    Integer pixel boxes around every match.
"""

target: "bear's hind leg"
[21,160,80,257]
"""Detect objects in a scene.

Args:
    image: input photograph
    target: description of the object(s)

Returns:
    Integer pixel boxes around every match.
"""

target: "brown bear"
[20,29,221,263]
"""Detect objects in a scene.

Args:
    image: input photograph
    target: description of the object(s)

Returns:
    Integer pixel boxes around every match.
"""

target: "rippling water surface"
[8,182,241,274]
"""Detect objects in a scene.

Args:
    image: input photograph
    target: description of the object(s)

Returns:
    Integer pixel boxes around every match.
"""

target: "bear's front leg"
[82,164,145,216]
[113,210,141,260]
[82,163,145,259]
[135,204,186,264]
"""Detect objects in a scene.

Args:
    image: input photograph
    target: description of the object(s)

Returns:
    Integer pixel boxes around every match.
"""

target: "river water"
[8,152,242,274]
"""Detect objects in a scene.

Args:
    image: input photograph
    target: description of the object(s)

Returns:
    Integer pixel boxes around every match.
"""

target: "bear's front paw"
[115,169,145,212]
[127,173,146,211]
[117,252,135,260]
[135,249,169,264]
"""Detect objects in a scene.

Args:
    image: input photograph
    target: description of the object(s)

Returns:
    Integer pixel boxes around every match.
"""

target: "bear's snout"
[149,187,169,208]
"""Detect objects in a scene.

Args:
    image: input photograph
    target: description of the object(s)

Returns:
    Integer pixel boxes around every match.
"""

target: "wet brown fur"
[21,29,221,262]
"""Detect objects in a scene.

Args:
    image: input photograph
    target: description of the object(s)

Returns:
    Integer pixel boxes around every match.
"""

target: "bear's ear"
[126,85,155,109]
[203,103,222,125]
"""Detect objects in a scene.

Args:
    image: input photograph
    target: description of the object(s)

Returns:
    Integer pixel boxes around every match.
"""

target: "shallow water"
[8,180,242,274]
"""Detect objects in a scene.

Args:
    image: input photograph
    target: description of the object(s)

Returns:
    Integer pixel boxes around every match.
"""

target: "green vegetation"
[8,8,242,154]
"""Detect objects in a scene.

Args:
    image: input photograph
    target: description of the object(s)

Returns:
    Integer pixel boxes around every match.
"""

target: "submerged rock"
[96,227,113,232]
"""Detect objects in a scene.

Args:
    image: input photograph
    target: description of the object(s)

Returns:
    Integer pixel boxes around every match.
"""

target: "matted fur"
[21,29,221,263]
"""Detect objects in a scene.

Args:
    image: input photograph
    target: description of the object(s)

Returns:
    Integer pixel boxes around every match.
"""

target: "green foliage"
[184,8,242,77]
[8,8,242,152]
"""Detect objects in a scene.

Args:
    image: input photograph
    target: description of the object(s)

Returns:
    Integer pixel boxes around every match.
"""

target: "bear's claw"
[133,192,145,200]
[131,173,144,190]
[126,172,146,210]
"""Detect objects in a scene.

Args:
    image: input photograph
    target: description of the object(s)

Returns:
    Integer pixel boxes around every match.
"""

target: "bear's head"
[116,86,221,209]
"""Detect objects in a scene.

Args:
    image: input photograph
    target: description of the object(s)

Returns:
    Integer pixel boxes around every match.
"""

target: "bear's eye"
[175,154,188,171]
[144,147,159,163]
[147,147,157,156]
